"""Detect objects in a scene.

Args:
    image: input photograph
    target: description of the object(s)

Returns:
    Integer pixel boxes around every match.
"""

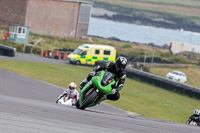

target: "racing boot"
[79,78,88,90]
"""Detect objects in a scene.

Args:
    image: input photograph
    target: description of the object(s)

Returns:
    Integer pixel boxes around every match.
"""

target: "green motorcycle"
[76,70,116,110]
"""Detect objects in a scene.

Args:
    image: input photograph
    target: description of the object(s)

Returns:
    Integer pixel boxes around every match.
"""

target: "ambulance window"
[104,50,110,55]
[73,49,82,54]
[81,51,87,55]
[95,50,100,54]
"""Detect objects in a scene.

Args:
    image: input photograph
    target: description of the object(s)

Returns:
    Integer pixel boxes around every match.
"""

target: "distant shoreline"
[91,7,200,33]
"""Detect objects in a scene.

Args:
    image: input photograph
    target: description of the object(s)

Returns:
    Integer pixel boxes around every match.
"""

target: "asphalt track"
[0,53,200,132]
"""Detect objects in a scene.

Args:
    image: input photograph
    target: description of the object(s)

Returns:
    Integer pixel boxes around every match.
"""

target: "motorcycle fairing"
[79,71,116,107]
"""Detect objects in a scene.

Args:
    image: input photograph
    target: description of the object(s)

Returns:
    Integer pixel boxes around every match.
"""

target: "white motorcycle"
[190,122,198,126]
[56,95,73,106]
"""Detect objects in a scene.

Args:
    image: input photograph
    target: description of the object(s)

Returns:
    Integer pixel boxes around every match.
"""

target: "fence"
[125,68,200,99]
[41,49,72,60]
[0,44,16,57]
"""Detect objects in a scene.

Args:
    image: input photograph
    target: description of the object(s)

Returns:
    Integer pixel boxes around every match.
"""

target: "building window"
[11,26,14,32]
[10,26,12,32]
[10,26,15,33]
[95,50,100,54]
[18,27,22,34]
[22,28,26,34]
[104,50,110,55]
[14,27,17,33]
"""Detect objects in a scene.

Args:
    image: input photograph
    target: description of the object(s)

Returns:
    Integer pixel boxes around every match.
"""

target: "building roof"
[9,24,30,28]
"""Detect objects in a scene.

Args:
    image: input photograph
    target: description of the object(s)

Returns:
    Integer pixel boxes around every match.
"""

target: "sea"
[88,17,200,47]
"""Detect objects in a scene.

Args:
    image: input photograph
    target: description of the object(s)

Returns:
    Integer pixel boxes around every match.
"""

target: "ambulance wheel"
[75,61,81,65]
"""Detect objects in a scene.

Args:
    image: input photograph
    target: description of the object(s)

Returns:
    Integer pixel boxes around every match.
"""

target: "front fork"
[79,80,94,104]
[87,91,104,107]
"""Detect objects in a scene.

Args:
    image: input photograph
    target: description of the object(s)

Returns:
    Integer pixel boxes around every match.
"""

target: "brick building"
[0,0,93,38]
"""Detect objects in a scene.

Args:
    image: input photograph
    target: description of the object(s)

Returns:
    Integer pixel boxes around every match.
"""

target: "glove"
[111,88,117,95]
[90,71,96,76]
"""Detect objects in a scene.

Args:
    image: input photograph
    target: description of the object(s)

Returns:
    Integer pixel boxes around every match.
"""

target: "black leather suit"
[186,114,200,126]
[86,62,126,101]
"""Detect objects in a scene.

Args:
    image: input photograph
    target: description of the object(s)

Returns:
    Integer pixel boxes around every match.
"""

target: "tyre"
[79,90,98,110]
[75,61,81,65]
[75,99,80,109]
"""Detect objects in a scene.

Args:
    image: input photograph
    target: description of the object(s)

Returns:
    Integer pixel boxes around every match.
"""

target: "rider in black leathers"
[79,56,127,101]
[186,109,200,126]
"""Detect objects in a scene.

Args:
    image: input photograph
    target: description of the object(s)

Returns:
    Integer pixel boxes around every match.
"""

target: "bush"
[197,60,200,65]
[0,27,9,31]
[30,41,34,45]
[143,66,150,72]
[171,56,188,63]
[0,41,24,53]
[15,44,24,52]
[32,47,42,55]
[122,44,132,48]
[160,51,173,58]
[138,64,150,72]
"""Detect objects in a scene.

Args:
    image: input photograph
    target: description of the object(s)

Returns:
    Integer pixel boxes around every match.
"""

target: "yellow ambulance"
[67,44,116,65]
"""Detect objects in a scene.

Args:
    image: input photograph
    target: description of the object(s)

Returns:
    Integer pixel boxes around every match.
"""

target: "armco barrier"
[0,44,16,57]
[95,60,200,99]
[125,68,200,100]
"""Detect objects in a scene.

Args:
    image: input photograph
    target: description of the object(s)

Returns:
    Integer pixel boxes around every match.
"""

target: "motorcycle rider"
[186,109,200,126]
[56,82,79,105]
[79,56,127,101]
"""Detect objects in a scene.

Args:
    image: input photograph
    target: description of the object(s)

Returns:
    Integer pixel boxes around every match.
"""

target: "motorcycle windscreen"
[101,71,114,86]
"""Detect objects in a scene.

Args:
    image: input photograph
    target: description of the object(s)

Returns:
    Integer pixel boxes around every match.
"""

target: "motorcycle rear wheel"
[79,90,98,110]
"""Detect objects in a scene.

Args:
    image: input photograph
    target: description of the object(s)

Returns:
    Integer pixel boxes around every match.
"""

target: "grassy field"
[88,0,200,23]
[0,59,199,124]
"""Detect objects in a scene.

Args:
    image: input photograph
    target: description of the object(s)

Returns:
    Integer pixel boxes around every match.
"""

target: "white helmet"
[193,109,200,115]
[68,82,76,93]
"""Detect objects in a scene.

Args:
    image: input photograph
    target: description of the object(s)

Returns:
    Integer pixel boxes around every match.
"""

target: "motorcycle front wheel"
[79,90,98,110]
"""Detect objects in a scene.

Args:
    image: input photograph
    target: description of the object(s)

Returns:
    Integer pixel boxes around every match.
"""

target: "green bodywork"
[79,71,116,107]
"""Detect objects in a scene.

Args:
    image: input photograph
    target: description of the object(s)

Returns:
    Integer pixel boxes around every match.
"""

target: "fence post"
[41,49,43,57]
[63,53,66,60]
[59,52,61,60]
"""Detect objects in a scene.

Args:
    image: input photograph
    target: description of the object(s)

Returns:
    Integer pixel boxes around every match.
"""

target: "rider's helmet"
[115,56,127,71]
[194,109,200,115]
[68,82,77,93]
